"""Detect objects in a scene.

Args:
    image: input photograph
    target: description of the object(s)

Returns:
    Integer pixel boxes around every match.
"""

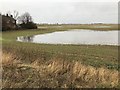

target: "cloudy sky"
[0,0,118,24]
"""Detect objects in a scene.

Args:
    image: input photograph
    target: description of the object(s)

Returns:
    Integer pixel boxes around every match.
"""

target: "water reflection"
[17,36,34,42]
[17,30,119,46]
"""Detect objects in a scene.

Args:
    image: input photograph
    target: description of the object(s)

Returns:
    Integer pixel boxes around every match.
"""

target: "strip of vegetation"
[2,52,119,88]
[38,24,119,30]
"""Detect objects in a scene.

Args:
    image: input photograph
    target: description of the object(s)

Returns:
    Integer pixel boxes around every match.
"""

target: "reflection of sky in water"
[17,29,119,45]
[17,36,34,42]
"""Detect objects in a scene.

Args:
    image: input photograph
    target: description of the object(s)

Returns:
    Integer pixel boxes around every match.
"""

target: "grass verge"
[2,24,119,88]
[2,52,119,88]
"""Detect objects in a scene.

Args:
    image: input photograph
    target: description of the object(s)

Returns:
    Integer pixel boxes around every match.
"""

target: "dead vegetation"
[2,52,119,88]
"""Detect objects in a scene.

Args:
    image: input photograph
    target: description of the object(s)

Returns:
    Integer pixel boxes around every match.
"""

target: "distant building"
[2,14,17,31]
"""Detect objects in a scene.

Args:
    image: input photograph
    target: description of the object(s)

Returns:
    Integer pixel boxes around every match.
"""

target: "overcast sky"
[0,0,118,24]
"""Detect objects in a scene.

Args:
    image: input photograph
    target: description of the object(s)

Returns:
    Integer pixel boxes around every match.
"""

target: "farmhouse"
[2,14,17,31]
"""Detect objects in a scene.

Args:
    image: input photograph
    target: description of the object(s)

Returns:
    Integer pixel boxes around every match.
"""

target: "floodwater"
[17,29,119,45]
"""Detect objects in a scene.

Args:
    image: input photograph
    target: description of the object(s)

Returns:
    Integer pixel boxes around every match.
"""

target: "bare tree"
[18,12,32,24]
[18,12,37,29]
[13,10,19,20]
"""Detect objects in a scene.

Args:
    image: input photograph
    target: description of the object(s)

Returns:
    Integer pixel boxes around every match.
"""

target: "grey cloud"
[0,1,118,24]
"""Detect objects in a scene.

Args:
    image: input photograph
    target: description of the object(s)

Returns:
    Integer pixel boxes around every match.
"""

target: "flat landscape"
[1,24,119,88]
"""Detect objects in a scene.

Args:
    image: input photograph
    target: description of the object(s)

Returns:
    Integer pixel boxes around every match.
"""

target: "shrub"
[19,22,37,29]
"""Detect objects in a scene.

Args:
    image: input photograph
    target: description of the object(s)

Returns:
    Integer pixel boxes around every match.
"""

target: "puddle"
[17,29,119,46]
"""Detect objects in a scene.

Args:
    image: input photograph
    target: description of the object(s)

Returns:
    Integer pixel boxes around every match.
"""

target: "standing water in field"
[17,29,119,45]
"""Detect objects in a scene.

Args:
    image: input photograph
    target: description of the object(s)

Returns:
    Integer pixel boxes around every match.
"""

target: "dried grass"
[2,53,119,88]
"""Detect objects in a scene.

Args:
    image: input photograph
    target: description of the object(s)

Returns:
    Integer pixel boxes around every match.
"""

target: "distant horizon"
[37,22,118,24]
[1,12,118,24]
[1,13,118,24]
[0,1,118,24]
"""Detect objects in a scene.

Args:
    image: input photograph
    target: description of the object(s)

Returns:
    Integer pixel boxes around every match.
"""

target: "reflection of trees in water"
[18,36,34,42]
